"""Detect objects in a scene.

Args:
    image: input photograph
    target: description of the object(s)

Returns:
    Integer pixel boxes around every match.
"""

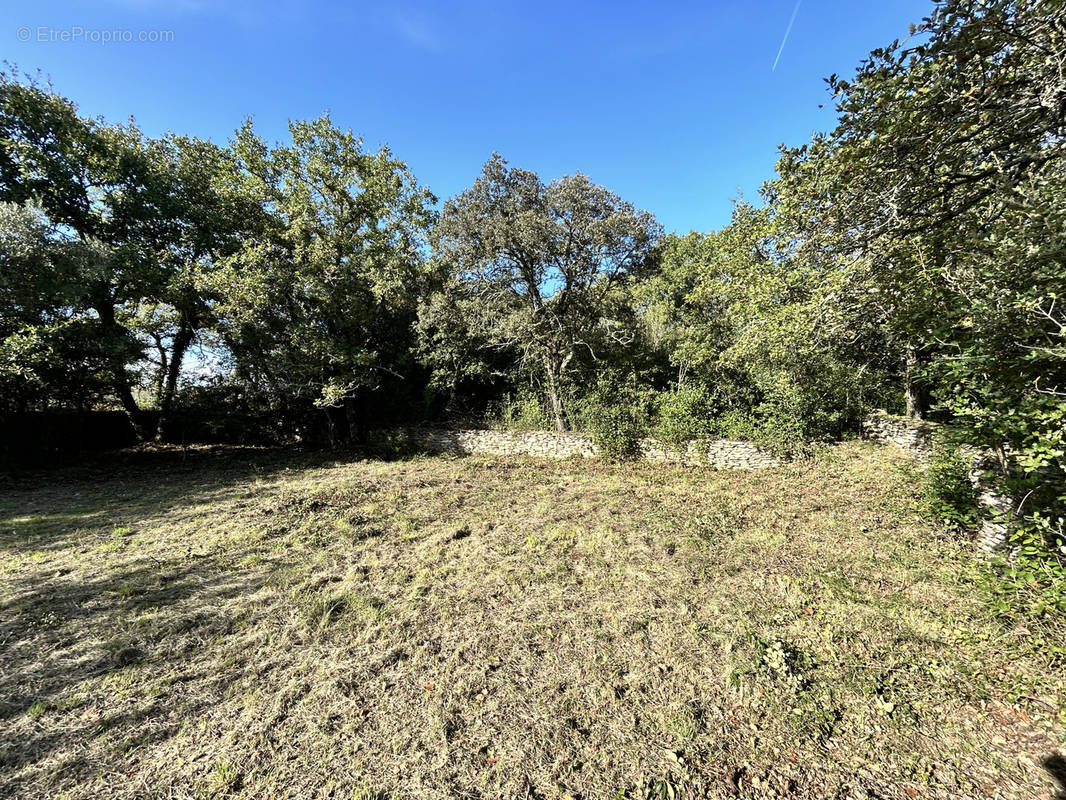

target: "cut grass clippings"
[0,442,1063,799]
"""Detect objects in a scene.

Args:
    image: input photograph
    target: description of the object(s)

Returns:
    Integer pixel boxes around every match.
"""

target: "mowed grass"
[0,443,1063,800]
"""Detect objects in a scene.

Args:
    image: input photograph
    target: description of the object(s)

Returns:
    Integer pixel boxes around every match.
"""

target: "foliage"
[415,274,510,413]
[1,73,436,444]
[654,385,715,446]
[920,444,979,532]
[490,391,549,432]
[640,207,894,453]
[0,72,259,438]
[0,202,116,411]
[163,380,308,445]
[705,410,762,444]
[362,428,422,461]
[426,153,661,431]
[984,555,1066,626]
[773,0,1066,566]
[585,402,644,460]
[0,74,154,430]
[580,376,653,460]
[986,471,1066,623]
[207,115,436,439]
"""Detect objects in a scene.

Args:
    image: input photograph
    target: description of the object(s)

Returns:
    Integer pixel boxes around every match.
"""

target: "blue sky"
[4,0,932,233]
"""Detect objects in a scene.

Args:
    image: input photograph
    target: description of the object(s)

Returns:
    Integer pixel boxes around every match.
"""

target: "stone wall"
[376,427,783,470]
[395,429,598,459]
[861,410,937,453]
[636,438,782,469]
[862,410,1013,552]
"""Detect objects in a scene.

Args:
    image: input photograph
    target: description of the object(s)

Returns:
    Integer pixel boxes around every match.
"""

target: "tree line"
[1,2,1063,556]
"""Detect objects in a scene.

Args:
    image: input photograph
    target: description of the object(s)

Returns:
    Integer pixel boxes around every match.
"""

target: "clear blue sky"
[3,0,932,233]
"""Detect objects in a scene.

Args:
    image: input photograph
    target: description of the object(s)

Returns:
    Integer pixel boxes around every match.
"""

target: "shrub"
[920,444,979,532]
[580,376,653,460]
[586,402,644,460]
[491,392,548,431]
[984,555,1066,624]
[917,441,1066,629]
[1003,475,1066,563]
[708,410,762,442]
[748,375,839,456]
[986,476,1066,624]
[705,404,812,457]
[655,385,715,446]
[365,429,419,460]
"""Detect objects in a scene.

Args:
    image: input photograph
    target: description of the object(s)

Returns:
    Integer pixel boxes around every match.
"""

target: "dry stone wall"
[861,410,937,453]
[377,428,783,470]
[395,429,597,459]
[636,438,781,468]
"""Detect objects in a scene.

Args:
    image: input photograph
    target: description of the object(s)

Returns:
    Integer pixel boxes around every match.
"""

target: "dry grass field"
[1,442,1063,799]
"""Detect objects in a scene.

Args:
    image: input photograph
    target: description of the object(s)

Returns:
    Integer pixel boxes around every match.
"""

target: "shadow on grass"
[0,445,363,555]
[0,445,364,791]
[1045,754,1066,800]
[0,535,281,774]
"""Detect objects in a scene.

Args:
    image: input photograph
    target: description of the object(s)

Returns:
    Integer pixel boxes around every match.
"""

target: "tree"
[779,0,1065,450]
[0,202,118,412]
[209,116,436,442]
[125,134,265,439]
[773,0,1064,549]
[0,73,163,435]
[0,73,260,439]
[426,153,661,431]
[638,201,895,448]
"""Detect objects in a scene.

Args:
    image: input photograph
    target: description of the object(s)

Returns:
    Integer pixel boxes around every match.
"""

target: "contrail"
[772,0,803,71]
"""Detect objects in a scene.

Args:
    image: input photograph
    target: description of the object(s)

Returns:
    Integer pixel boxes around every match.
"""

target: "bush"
[708,409,762,442]
[1003,475,1066,563]
[580,376,653,460]
[491,392,549,431]
[585,402,644,460]
[364,429,421,460]
[918,444,1066,628]
[984,555,1066,624]
[920,444,979,531]
[986,477,1066,624]
[655,385,715,446]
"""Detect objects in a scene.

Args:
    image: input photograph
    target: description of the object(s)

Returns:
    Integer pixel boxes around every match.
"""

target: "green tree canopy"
[210,115,436,440]
[424,153,661,430]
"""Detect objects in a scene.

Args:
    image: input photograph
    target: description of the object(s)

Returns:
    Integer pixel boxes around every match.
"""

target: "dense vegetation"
[1,3,1063,594]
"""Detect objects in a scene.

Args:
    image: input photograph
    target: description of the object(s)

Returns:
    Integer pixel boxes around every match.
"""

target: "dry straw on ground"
[1,442,1063,799]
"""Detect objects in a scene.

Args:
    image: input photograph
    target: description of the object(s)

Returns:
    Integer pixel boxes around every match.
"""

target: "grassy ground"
[1,442,1063,800]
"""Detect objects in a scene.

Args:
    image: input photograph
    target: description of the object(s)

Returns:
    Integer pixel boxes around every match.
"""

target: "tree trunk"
[95,296,155,440]
[152,335,167,411]
[155,316,194,442]
[324,407,338,448]
[543,355,567,432]
[344,398,363,444]
[114,381,154,441]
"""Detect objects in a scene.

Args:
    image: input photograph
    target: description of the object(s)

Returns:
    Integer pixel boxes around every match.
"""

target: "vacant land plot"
[1,443,1063,799]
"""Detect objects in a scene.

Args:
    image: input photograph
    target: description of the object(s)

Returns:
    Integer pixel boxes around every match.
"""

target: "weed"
[26,700,48,718]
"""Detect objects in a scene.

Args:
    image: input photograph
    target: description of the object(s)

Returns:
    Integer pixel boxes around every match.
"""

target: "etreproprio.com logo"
[16,26,175,44]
